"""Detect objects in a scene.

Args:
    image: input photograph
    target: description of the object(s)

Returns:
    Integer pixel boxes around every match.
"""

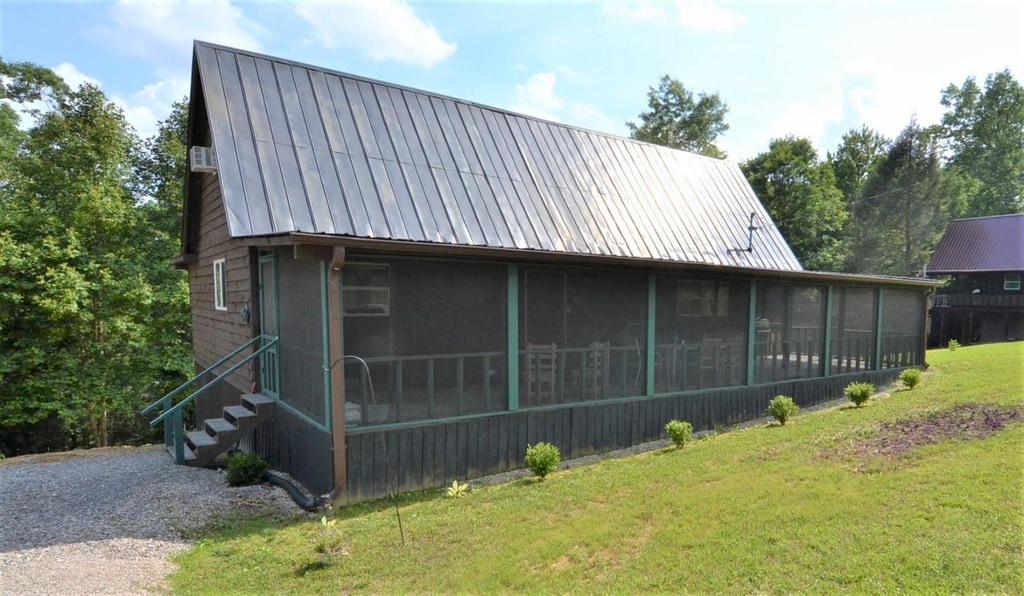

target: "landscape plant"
[664,419,693,448]
[948,338,960,351]
[900,368,923,389]
[524,442,561,479]
[844,382,876,407]
[767,395,800,425]
[226,451,268,486]
[312,515,346,564]
[444,479,469,499]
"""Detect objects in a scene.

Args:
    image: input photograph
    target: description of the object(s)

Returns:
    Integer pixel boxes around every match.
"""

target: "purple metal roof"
[192,41,803,272]
[927,213,1024,274]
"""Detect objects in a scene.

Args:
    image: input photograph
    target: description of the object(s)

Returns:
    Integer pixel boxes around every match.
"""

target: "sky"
[0,0,1021,162]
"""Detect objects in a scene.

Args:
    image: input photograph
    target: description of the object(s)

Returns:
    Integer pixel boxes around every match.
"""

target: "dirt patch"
[833,403,1024,462]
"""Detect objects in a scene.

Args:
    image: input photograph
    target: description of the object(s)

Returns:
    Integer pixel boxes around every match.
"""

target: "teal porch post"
[747,279,757,386]
[824,286,834,377]
[507,264,519,411]
[875,287,885,370]
[646,274,656,395]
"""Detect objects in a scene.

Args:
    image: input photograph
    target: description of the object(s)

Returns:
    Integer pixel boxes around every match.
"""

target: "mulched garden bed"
[846,402,1024,460]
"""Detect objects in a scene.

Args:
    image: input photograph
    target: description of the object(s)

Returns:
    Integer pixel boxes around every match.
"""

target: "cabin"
[927,214,1024,346]
[154,41,938,503]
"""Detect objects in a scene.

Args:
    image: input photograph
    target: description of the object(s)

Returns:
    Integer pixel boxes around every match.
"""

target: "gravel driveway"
[0,445,301,595]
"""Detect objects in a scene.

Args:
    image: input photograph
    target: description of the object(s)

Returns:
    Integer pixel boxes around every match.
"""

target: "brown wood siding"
[188,173,254,393]
[341,368,904,504]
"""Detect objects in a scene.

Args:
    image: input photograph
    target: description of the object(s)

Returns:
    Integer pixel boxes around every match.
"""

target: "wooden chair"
[583,341,609,399]
[526,343,558,404]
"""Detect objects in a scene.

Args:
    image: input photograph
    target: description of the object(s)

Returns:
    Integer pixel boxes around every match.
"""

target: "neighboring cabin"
[927,213,1024,346]
[164,41,938,502]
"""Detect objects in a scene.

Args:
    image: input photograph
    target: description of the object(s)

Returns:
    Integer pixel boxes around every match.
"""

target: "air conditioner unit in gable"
[189,146,217,173]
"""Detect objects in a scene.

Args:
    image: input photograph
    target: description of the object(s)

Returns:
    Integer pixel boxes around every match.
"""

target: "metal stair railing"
[141,334,279,464]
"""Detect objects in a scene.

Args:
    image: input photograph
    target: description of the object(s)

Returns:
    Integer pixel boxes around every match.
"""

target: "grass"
[171,343,1024,594]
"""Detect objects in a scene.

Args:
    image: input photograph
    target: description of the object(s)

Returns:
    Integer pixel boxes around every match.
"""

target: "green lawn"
[171,343,1024,594]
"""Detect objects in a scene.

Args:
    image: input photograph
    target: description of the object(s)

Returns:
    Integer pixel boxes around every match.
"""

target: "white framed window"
[676,280,729,317]
[343,262,390,316]
[1005,274,1022,291]
[213,258,227,311]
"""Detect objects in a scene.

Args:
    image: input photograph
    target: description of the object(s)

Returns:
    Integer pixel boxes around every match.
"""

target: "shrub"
[947,338,960,351]
[524,442,561,479]
[664,419,693,448]
[899,368,922,389]
[767,395,800,425]
[844,382,876,407]
[226,451,268,486]
[444,479,469,499]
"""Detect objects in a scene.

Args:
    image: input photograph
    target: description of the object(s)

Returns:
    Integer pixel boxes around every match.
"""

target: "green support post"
[747,279,757,386]
[508,265,519,411]
[824,286,834,377]
[875,287,885,370]
[646,274,656,395]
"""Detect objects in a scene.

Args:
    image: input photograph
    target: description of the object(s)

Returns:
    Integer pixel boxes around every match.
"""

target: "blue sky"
[1,0,1021,161]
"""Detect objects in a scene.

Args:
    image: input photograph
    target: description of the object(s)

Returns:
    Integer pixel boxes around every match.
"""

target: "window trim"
[1005,274,1021,291]
[213,258,227,311]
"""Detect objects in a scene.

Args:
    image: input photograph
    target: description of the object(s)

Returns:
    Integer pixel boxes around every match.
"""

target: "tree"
[938,69,1024,215]
[830,126,889,204]
[0,60,191,451]
[627,75,729,158]
[741,137,848,271]
[846,121,966,276]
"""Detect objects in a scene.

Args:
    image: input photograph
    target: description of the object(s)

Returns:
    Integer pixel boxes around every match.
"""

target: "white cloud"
[295,0,456,68]
[768,100,844,149]
[603,0,668,23]
[114,78,191,138]
[93,0,268,62]
[605,0,745,32]
[674,0,746,32]
[509,72,617,134]
[510,72,563,122]
[52,63,102,90]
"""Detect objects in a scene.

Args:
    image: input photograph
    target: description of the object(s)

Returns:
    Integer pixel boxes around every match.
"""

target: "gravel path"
[0,446,301,595]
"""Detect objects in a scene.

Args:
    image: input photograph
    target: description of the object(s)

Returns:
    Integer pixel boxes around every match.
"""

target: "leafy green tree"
[938,70,1024,215]
[741,137,848,271]
[846,121,966,276]
[830,126,889,204]
[0,60,191,450]
[627,75,729,158]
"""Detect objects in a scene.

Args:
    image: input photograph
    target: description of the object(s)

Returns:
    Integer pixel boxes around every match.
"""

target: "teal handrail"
[142,334,278,464]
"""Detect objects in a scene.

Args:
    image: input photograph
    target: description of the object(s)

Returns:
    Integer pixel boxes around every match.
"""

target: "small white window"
[1005,274,1022,291]
[213,259,227,311]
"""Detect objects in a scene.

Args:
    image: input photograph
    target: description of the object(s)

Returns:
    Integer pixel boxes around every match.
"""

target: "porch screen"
[342,258,507,426]
[880,288,923,367]
[830,286,877,373]
[654,276,749,392]
[519,267,647,406]
[754,283,826,383]
[277,256,326,426]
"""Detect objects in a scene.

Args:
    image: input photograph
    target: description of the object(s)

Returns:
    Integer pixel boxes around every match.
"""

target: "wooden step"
[241,393,275,416]
[205,417,237,437]
[186,430,217,450]
[223,405,257,426]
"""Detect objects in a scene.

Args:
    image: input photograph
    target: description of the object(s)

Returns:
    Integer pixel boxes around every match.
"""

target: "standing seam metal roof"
[194,41,803,271]
[927,213,1024,274]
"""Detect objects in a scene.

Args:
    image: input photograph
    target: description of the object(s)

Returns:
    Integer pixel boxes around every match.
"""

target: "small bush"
[312,515,346,562]
[947,338,960,351]
[226,451,268,486]
[844,382,876,408]
[444,479,469,499]
[664,419,693,448]
[899,368,922,389]
[767,395,800,425]
[524,442,561,480]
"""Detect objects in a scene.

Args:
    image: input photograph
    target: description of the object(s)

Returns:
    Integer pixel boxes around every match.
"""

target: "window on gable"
[1005,274,1022,291]
[213,258,227,311]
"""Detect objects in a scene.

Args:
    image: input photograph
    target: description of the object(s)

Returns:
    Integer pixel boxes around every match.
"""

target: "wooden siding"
[340,369,903,503]
[188,172,254,393]
[247,406,334,495]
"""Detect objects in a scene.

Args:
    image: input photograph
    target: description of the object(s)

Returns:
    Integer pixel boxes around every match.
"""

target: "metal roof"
[927,213,1024,274]
[193,41,802,271]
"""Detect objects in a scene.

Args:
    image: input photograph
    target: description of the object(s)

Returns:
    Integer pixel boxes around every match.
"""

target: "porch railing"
[933,293,1024,309]
[141,334,279,464]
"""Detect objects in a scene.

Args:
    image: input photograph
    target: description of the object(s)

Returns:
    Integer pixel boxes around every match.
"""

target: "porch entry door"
[258,252,280,398]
